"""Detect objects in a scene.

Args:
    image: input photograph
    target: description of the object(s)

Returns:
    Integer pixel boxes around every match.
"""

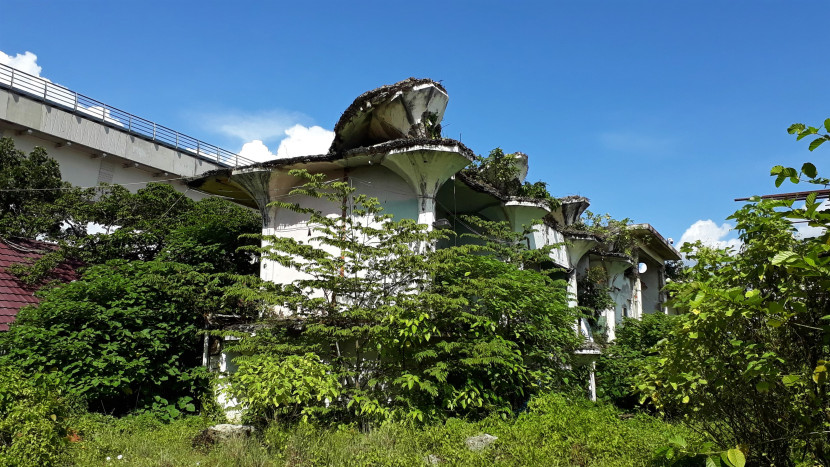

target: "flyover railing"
[0,62,255,168]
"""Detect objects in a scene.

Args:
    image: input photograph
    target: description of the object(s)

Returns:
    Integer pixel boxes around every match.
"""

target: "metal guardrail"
[0,62,255,168]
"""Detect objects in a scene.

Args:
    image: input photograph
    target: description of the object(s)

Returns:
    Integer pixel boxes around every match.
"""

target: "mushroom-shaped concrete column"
[227,168,276,223]
[595,255,634,342]
[502,200,549,248]
[380,141,474,229]
[563,233,600,340]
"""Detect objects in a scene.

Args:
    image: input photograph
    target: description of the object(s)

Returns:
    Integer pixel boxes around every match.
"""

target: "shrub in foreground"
[596,313,678,408]
[0,364,80,466]
[0,260,219,416]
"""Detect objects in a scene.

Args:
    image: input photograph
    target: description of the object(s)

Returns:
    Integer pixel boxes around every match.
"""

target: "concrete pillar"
[589,360,597,402]
[565,236,598,340]
[380,145,473,231]
[598,258,632,342]
[417,196,436,228]
[632,275,643,319]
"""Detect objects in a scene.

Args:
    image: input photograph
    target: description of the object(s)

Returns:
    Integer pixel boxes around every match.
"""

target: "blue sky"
[2,1,828,246]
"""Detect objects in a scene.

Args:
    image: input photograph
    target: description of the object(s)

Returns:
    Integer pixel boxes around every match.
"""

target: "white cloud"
[679,219,742,250]
[0,49,52,98]
[235,125,334,164]
[793,200,829,238]
[275,125,334,159]
[0,50,108,125]
[205,110,310,142]
[0,50,42,76]
[794,222,825,238]
[239,140,276,162]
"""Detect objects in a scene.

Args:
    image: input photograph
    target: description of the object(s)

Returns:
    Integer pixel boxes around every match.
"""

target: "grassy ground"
[64,393,698,467]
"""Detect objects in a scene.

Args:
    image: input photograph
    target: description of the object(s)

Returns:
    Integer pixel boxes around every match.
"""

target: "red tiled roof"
[0,238,81,331]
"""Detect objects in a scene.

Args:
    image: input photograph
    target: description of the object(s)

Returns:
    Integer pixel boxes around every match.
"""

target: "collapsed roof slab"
[330,78,449,153]
[628,223,681,262]
[548,196,590,227]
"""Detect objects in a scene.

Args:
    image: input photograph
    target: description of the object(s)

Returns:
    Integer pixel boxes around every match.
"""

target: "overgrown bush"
[230,353,341,422]
[0,364,81,466]
[0,260,230,415]
[595,313,678,408]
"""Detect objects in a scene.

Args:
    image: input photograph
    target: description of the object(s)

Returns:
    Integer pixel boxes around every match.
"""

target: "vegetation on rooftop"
[463,148,559,209]
[563,210,637,258]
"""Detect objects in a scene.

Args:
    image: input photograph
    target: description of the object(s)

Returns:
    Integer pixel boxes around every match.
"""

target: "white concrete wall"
[0,129,208,200]
[605,269,634,341]
[534,225,569,267]
[639,258,663,314]
[259,166,418,287]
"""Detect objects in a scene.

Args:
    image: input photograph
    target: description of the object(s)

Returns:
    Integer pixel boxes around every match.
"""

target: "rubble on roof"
[329,78,449,153]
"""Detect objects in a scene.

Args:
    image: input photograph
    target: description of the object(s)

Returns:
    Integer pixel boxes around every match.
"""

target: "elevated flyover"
[0,62,254,196]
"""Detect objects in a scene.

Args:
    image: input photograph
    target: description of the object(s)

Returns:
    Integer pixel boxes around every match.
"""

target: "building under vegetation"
[187,78,681,400]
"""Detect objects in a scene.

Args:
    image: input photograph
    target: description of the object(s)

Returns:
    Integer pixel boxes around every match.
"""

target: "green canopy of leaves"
[637,136,830,465]
[225,170,580,424]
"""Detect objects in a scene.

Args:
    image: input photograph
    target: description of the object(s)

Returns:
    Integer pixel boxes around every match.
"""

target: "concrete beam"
[1,88,222,178]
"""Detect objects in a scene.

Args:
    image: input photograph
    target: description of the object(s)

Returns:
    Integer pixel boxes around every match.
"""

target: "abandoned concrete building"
[2,63,679,400]
[188,78,681,400]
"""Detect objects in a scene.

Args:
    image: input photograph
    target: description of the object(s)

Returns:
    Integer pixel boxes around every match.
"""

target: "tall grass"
[65,393,698,466]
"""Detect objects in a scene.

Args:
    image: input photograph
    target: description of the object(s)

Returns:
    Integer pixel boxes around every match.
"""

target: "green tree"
[226,170,579,424]
[637,150,830,464]
[0,139,263,415]
[0,137,76,240]
[595,313,677,408]
[45,183,261,272]
[0,260,254,415]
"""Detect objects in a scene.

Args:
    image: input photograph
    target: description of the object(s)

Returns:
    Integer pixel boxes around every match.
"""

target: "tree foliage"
[0,137,70,240]
[225,170,579,424]
[0,140,263,416]
[638,151,830,463]
[0,260,246,415]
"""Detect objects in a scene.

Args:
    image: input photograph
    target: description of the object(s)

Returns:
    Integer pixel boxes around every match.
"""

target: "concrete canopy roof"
[330,78,449,153]
[628,223,681,261]
[187,138,476,208]
[189,77,473,208]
